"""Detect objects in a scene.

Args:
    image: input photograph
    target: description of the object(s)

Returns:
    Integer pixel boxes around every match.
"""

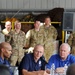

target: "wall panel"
[23,0,30,9]
[65,0,72,9]
[12,0,18,9]
[59,0,66,8]
[35,0,41,9]
[72,0,75,9]
[41,0,48,9]
[6,0,12,9]
[18,0,23,9]
[1,0,7,9]
[0,0,2,9]
[0,0,75,10]
[30,0,36,9]
[53,0,60,8]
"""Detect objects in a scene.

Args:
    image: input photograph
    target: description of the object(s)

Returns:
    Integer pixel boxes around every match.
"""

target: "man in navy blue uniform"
[0,42,12,75]
[46,43,75,73]
[19,44,49,75]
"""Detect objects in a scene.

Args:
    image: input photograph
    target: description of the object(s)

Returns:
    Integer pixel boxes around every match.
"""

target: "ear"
[1,48,5,53]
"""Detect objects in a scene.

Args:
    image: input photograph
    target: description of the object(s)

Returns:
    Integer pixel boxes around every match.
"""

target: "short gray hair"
[60,43,71,51]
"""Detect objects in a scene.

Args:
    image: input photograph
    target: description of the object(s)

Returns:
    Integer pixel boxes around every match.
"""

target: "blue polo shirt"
[0,57,10,66]
[46,54,75,69]
[19,53,47,74]
[0,57,12,75]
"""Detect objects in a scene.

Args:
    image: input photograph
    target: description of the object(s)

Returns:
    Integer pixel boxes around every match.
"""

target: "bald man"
[19,44,48,75]
[46,43,75,73]
[0,42,12,75]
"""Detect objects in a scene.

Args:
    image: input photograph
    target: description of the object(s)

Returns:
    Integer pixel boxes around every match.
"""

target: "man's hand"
[55,67,64,73]
[37,70,50,75]
[22,69,50,75]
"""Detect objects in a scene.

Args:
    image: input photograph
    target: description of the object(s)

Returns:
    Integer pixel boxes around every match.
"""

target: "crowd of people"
[0,16,75,75]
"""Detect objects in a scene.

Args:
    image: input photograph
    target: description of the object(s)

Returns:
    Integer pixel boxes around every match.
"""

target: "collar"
[58,54,70,61]
[0,56,5,64]
[32,53,41,63]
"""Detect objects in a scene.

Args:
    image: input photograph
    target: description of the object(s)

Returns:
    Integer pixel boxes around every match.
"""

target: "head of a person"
[59,43,71,60]
[0,42,12,59]
[5,21,11,30]
[44,16,51,25]
[33,44,44,61]
[34,20,41,29]
[15,21,21,30]
[66,64,75,75]
[0,64,10,75]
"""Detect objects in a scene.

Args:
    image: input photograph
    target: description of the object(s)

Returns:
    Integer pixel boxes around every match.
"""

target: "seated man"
[0,42,12,75]
[19,44,49,75]
[46,43,75,73]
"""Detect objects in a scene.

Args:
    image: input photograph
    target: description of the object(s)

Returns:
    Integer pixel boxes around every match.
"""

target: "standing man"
[0,42,12,75]
[2,21,12,42]
[9,21,26,66]
[41,16,58,61]
[26,20,44,53]
[19,44,48,75]
[67,32,75,55]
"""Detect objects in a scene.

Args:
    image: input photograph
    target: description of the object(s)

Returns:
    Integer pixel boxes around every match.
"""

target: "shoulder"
[69,54,75,59]
[49,54,59,61]
[24,53,33,59]
[50,25,56,29]
[2,29,8,34]
[51,54,58,58]
[40,25,44,28]
[27,29,34,33]
[9,30,15,34]
[20,30,25,34]
[67,54,75,63]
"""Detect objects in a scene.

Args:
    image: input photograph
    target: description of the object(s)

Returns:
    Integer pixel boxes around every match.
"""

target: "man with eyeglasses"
[0,42,12,75]
[19,44,49,75]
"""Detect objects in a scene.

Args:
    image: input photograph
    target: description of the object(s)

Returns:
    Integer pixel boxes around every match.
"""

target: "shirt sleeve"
[70,55,75,63]
[46,55,55,69]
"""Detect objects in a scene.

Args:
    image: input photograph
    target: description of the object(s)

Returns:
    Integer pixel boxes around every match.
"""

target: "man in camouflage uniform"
[26,20,44,53]
[2,21,12,42]
[67,32,75,55]
[8,21,26,66]
[41,16,58,61]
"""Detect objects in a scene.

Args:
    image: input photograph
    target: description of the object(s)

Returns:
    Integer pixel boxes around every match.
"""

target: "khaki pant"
[44,41,59,62]
[10,49,24,66]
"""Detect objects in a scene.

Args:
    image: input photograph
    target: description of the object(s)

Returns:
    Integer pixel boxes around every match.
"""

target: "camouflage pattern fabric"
[7,30,26,66]
[26,28,45,47]
[67,32,75,55]
[41,25,58,61]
